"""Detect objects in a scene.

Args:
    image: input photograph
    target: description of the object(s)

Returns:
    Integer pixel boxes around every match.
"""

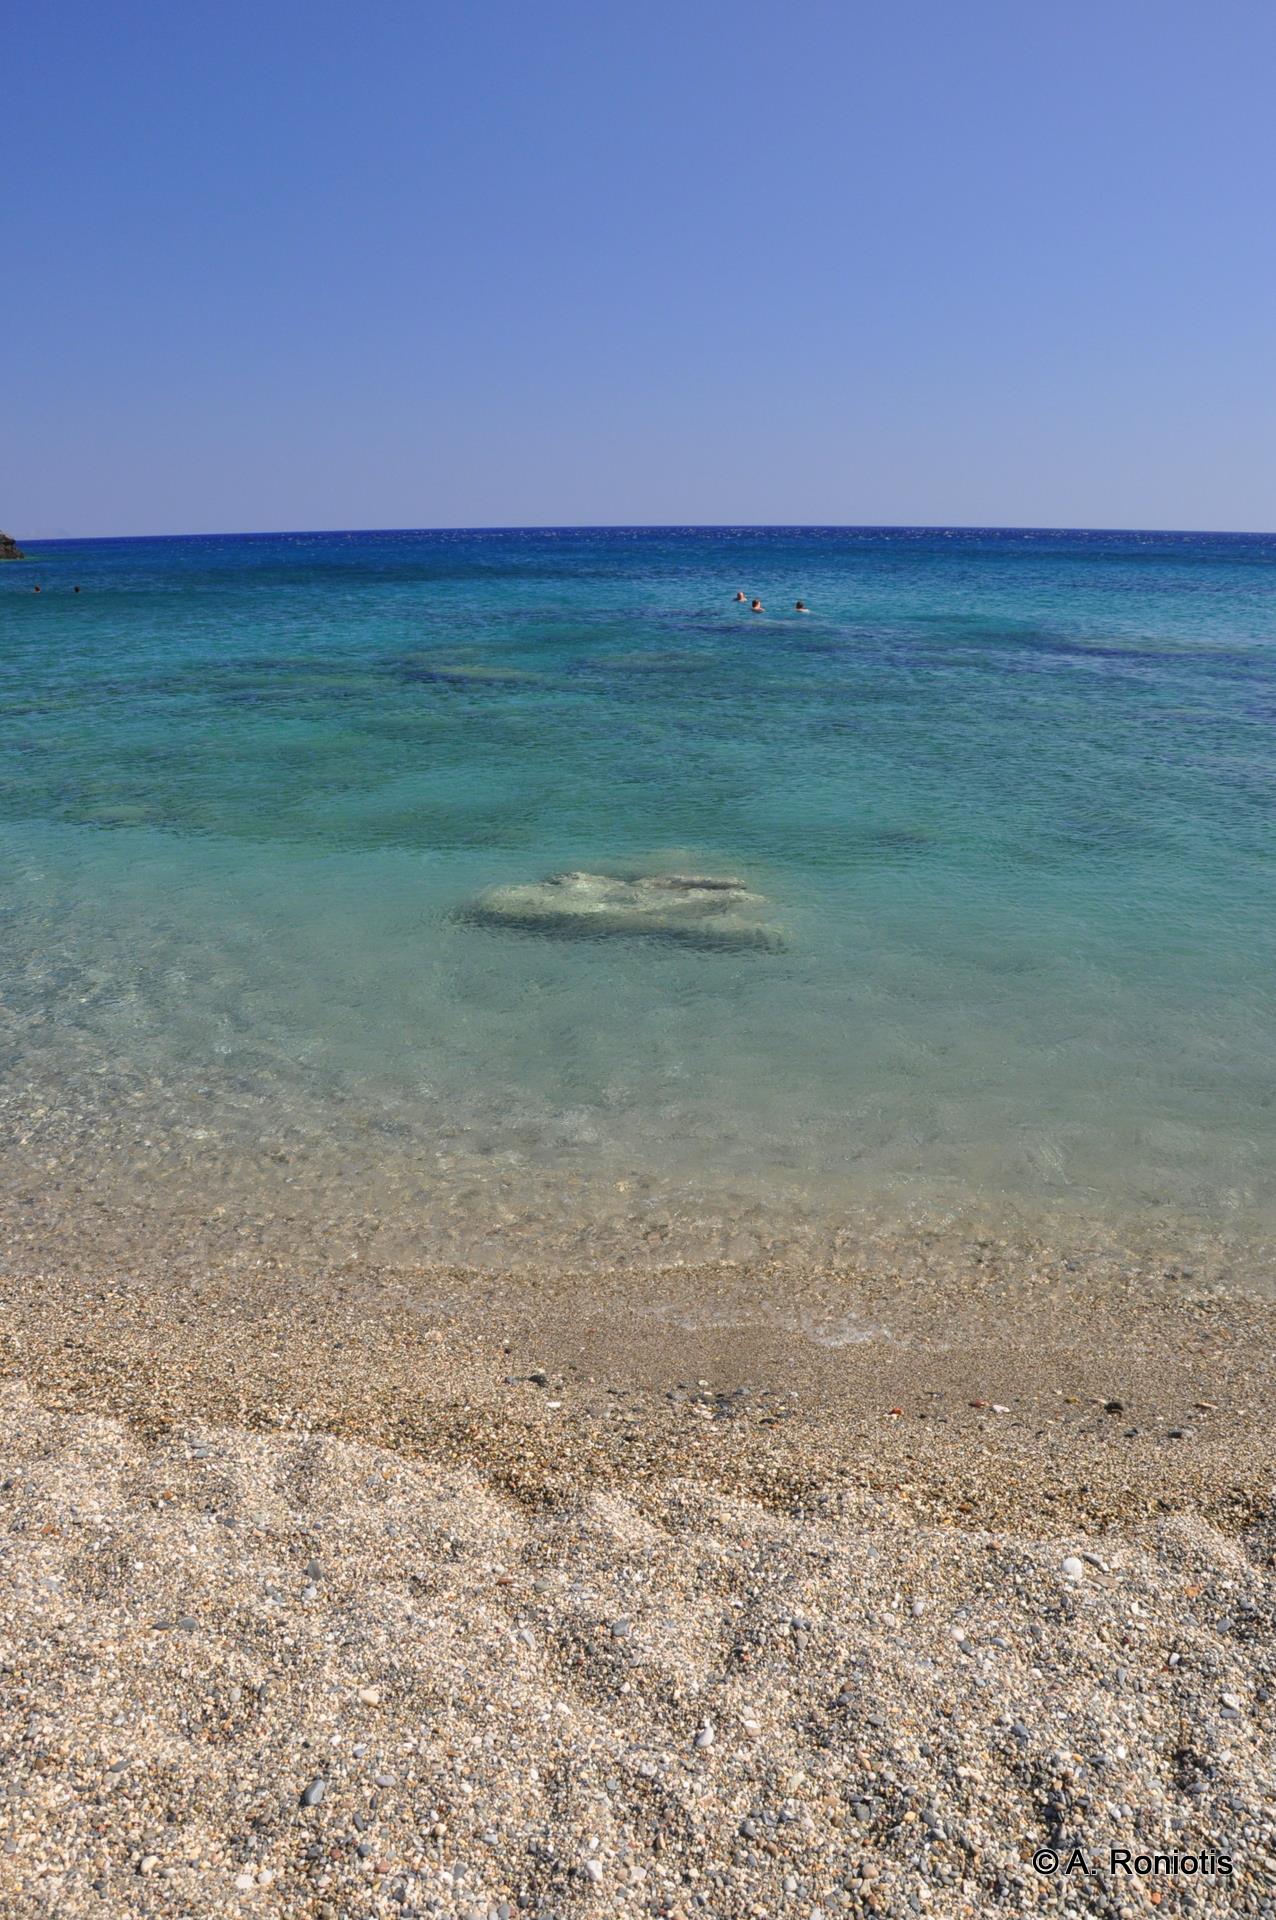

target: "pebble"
[610,1617,631,1638]
[582,1858,603,1884]
[1061,1555,1085,1582]
[300,1777,327,1807]
[693,1724,715,1749]
[358,1685,382,1705]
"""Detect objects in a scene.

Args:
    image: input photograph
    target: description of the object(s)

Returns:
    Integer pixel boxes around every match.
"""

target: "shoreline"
[2,1242,1275,1527]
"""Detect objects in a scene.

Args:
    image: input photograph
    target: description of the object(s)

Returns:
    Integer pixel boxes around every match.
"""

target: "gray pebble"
[300,1777,327,1808]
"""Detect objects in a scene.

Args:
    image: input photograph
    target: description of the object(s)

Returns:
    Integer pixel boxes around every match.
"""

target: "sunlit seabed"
[2,528,1273,1282]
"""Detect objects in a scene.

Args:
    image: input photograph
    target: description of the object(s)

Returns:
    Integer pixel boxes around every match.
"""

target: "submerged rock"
[394,657,543,686]
[462,869,782,950]
[0,530,26,561]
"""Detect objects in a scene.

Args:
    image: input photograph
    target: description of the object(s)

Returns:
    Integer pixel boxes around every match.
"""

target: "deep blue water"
[2,526,1273,1266]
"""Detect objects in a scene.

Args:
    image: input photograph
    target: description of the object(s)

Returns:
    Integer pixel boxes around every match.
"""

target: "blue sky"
[5,0,1274,534]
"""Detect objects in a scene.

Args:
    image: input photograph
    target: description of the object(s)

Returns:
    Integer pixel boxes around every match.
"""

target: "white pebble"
[582,1858,603,1884]
[1061,1556,1085,1582]
[1221,1691,1243,1711]
[358,1686,381,1706]
[693,1724,715,1749]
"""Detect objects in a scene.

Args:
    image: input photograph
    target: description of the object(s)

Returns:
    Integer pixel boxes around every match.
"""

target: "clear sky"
[5,0,1274,536]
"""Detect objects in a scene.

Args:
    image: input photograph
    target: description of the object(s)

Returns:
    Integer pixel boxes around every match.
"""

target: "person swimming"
[735,590,747,602]
[794,599,809,612]
[750,598,764,612]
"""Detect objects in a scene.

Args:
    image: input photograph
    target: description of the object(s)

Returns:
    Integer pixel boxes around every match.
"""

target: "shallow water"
[3,527,1274,1274]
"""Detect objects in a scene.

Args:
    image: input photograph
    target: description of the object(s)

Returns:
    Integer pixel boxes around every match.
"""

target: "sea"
[2,527,1273,1280]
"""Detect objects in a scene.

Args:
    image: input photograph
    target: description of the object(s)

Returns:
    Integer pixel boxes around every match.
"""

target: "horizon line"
[12,520,1276,544]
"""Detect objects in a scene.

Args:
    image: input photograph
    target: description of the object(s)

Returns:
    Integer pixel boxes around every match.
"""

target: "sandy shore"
[2,1241,1274,1917]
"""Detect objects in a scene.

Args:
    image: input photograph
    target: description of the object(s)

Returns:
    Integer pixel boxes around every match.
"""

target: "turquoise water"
[2,527,1274,1268]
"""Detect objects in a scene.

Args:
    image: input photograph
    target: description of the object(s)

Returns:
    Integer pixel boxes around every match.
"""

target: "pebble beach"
[2,1234,1274,1920]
